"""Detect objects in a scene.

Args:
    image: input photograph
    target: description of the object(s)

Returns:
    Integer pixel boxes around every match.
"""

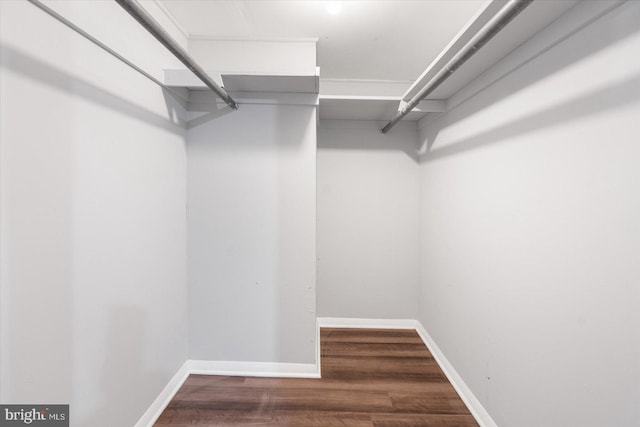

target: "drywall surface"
[187,102,317,364]
[317,120,419,319]
[417,3,640,426]
[0,2,188,426]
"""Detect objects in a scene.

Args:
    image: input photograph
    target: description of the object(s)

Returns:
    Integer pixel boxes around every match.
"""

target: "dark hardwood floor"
[155,328,478,426]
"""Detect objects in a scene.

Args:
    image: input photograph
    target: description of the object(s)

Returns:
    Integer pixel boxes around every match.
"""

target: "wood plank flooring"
[155,328,478,426]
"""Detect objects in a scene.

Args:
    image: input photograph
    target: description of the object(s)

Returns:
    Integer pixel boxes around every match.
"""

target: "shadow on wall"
[81,307,165,427]
[318,122,419,163]
[419,3,640,162]
[187,103,309,150]
[424,72,640,162]
[182,90,235,129]
[0,43,186,135]
[1,38,75,404]
[185,105,235,130]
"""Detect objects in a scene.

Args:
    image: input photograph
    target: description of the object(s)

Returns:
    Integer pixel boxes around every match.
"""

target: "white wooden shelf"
[319,95,445,121]
[164,69,320,94]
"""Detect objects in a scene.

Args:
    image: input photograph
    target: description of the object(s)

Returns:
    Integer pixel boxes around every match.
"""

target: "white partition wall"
[187,100,317,366]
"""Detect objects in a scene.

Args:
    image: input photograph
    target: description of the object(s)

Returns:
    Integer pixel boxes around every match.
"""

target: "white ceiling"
[156,0,580,122]
[157,0,486,81]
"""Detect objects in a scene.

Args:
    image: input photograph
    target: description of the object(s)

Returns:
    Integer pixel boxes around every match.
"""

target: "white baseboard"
[316,317,322,377]
[135,356,319,426]
[317,317,418,329]
[415,321,498,427]
[137,320,494,427]
[320,317,496,427]
[188,359,320,378]
[134,361,190,427]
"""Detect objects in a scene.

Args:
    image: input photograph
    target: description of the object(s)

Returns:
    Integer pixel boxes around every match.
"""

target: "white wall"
[417,2,640,426]
[187,101,317,364]
[0,2,188,426]
[317,120,420,319]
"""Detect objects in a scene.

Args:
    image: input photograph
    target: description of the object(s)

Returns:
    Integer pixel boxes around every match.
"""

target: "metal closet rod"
[381,0,533,134]
[26,0,181,99]
[115,0,238,110]
[26,0,237,110]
